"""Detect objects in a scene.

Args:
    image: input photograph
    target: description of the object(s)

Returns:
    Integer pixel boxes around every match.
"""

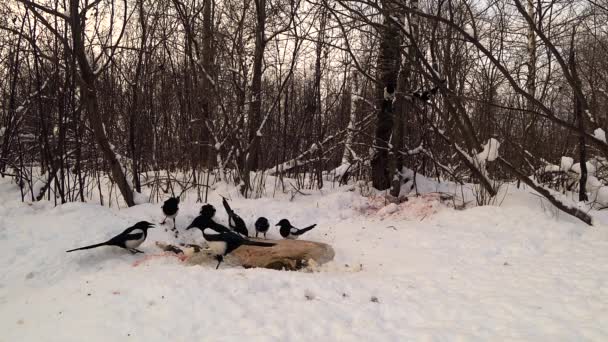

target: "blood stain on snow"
[361,193,444,220]
[132,252,187,267]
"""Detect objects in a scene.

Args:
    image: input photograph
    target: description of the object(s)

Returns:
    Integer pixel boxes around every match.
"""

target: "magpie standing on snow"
[221,196,249,237]
[66,221,155,254]
[276,219,316,239]
[187,204,274,269]
[254,217,270,238]
[161,197,180,238]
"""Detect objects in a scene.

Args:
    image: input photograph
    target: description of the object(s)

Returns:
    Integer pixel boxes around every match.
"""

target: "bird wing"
[212,221,232,233]
[233,216,247,230]
[116,227,145,242]
[125,232,144,240]
[187,216,206,229]
[215,230,246,255]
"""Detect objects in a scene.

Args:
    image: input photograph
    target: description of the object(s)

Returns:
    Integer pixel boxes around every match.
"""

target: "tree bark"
[241,0,266,196]
[390,0,416,197]
[372,1,402,190]
[569,29,588,201]
[70,0,135,206]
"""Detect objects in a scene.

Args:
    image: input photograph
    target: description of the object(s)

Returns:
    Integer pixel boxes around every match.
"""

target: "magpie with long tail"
[255,217,270,238]
[187,204,274,269]
[66,221,155,254]
[221,196,249,237]
[276,219,316,240]
[161,197,180,238]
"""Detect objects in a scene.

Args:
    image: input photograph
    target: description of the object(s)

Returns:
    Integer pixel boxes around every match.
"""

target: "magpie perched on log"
[255,217,270,238]
[187,204,274,269]
[276,219,316,239]
[221,196,249,237]
[66,221,155,254]
[161,197,180,238]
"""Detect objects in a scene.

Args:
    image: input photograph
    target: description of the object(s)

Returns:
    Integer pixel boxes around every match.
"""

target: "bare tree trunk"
[341,70,359,166]
[526,0,536,107]
[70,0,135,206]
[200,0,214,167]
[130,0,147,194]
[569,28,588,201]
[372,1,402,190]
[313,7,327,189]
[242,0,267,195]
[390,0,416,198]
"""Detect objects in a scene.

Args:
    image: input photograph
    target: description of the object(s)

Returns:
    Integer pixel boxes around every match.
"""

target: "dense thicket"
[1,0,607,223]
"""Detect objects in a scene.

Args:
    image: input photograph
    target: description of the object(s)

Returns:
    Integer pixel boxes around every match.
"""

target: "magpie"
[66,221,155,254]
[276,219,316,239]
[187,204,274,269]
[254,217,270,238]
[161,197,180,238]
[221,196,249,237]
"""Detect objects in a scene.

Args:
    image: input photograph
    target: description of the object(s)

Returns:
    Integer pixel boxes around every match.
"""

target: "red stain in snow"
[132,252,187,267]
[361,193,442,220]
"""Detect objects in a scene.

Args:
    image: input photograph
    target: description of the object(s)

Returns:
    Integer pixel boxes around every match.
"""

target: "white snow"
[594,128,606,143]
[476,138,500,164]
[594,186,608,206]
[331,163,351,180]
[571,162,596,176]
[560,156,574,171]
[543,164,560,172]
[377,202,398,215]
[132,191,148,205]
[464,24,475,36]
[1,177,608,340]
[586,175,603,192]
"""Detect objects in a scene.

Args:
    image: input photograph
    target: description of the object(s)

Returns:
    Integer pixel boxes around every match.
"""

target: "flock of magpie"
[66,196,317,269]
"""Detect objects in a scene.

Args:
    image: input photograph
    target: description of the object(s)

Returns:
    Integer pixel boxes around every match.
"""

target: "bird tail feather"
[222,197,234,215]
[66,241,110,252]
[295,224,316,235]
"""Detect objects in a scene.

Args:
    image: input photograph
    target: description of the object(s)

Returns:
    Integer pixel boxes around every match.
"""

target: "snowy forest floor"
[1,176,607,341]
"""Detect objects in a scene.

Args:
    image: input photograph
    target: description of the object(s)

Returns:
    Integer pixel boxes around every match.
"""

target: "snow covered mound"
[1,179,608,341]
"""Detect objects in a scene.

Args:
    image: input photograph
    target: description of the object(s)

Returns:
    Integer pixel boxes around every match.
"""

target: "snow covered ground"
[1,177,608,341]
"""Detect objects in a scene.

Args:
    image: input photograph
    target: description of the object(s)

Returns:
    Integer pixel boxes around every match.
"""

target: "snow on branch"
[433,127,497,196]
[499,157,593,226]
[267,113,374,175]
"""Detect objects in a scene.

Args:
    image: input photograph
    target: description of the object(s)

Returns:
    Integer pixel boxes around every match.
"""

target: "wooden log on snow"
[156,239,335,271]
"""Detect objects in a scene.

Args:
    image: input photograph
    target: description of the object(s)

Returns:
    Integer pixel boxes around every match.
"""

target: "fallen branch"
[498,157,593,226]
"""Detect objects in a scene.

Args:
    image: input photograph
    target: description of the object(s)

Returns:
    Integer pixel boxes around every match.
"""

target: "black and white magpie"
[161,197,180,238]
[254,217,270,238]
[221,196,249,237]
[66,221,155,254]
[276,219,316,239]
[187,204,274,269]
